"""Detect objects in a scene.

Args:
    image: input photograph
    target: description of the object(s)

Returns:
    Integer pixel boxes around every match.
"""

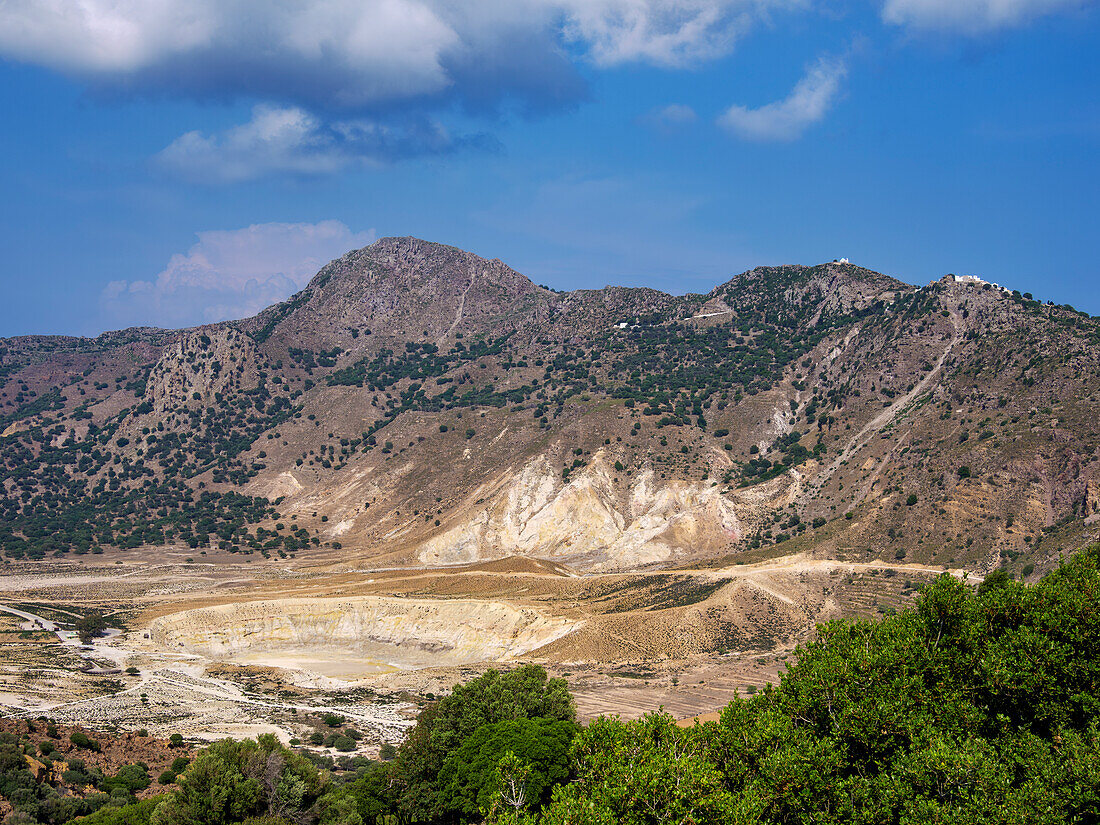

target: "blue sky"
[0,0,1097,336]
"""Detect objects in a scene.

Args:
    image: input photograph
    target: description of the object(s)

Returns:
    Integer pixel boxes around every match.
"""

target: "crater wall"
[148,596,580,670]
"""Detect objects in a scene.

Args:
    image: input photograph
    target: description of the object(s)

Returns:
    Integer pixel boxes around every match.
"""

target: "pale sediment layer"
[149,596,581,671]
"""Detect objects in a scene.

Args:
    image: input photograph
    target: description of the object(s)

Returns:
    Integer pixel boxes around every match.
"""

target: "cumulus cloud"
[558,0,764,66]
[0,0,790,111]
[157,105,468,183]
[718,56,846,141]
[882,0,1084,32]
[0,0,459,107]
[100,221,375,328]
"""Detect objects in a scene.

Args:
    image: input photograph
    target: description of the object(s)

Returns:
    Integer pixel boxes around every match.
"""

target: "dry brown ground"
[0,550,947,734]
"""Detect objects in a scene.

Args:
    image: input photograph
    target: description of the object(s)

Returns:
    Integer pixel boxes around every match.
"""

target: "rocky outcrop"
[145,327,260,414]
[1085,479,1100,523]
[149,596,580,669]
[417,453,744,570]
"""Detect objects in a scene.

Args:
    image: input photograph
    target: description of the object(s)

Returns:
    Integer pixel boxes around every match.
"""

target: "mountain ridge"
[1,237,1098,584]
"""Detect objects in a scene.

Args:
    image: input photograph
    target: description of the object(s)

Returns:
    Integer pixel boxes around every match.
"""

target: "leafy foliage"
[389,664,575,822]
[530,546,1100,824]
[438,718,576,820]
[150,735,325,825]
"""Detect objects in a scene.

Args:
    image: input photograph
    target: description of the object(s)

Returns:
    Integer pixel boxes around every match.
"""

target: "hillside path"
[439,272,476,344]
[805,311,961,499]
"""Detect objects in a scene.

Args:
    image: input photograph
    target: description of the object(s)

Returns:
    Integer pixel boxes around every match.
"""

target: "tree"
[391,665,574,821]
[150,735,325,825]
[536,713,734,825]
[494,752,531,816]
[75,613,108,644]
[317,762,395,825]
[438,718,576,821]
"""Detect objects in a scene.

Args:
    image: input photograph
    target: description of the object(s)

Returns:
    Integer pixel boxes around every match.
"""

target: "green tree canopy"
[392,664,574,822]
[438,718,576,821]
[150,735,325,825]
[532,547,1100,825]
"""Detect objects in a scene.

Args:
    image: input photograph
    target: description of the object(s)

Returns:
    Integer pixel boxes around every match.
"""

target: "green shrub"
[70,731,101,751]
[438,717,576,819]
[68,796,163,825]
[149,734,325,825]
[332,736,355,753]
[389,664,574,822]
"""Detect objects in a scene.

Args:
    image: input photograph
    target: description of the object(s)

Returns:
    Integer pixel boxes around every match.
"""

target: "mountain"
[2,238,1099,580]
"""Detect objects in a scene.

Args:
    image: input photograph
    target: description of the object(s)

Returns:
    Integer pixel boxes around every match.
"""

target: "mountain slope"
[2,239,1099,579]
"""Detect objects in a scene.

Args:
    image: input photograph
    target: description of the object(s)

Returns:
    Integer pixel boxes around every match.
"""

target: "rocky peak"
[710,261,912,326]
[243,237,553,352]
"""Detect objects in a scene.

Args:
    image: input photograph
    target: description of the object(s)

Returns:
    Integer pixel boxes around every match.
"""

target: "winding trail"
[806,311,961,500]
[0,602,125,671]
[0,604,65,640]
[439,272,476,345]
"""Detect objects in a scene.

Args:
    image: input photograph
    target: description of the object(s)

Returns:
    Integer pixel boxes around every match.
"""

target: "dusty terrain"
[0,547,950,753]
[4,238,1100,754]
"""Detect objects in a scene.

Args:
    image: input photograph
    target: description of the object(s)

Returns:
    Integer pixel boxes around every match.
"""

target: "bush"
[149,734,325,825]
[69,797,163,825]
[317,762,394,825]
[102,764,151,795]
[390,664,574,822]
[438,717,576,819]
[70,730,101,751]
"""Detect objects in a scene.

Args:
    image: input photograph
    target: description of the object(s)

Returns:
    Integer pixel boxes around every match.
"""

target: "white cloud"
[157,105,459,183]
[0,0,458,106]
[100,221,375,328]
[718,56,846,141]
[882,0,1084,32]
[0,1,793,110]
[644,103,700,128]
[557,0,765,67]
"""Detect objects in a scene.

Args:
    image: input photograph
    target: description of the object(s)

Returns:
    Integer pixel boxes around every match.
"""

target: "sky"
[0,0,1097,336]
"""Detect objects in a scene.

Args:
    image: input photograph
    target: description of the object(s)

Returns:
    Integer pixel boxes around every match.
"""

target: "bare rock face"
[416,454,744,571]
[1085,479,1100,523]
[146,327,260,414]
[149,596,581,670]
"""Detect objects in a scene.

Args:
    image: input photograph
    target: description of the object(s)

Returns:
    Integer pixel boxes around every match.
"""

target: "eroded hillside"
[2,238,1099,580]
